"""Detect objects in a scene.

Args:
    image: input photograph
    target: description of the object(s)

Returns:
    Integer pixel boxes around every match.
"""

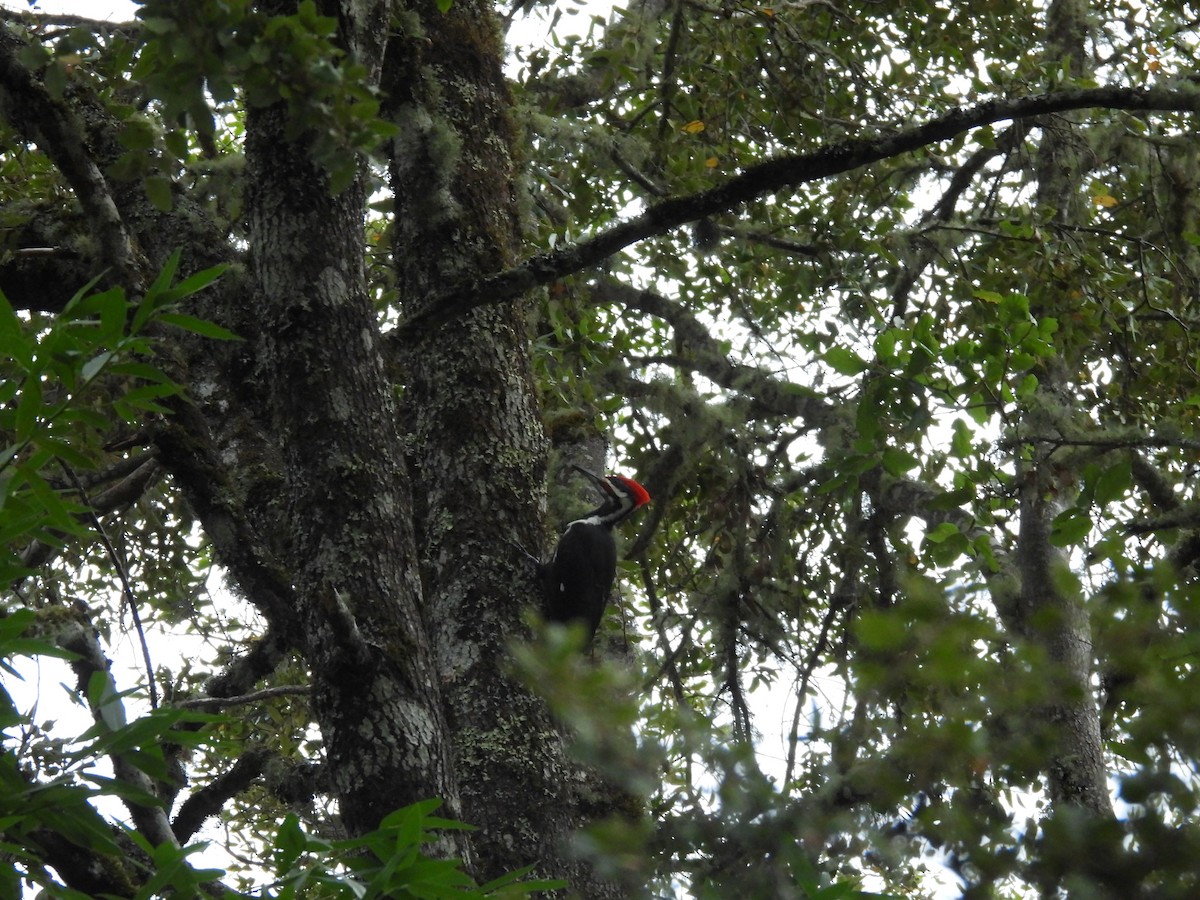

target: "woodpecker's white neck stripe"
[567,515,605,528]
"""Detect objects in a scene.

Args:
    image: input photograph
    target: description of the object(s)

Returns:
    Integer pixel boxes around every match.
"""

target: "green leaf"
[0,610,75,664]
[13,375,40,442]
[273,814,310,876]
[825,346,869,376]
[43,59,68,101]
[478,863,568,894]
[144,174,174,212]
[171,262,228,298]
[21,464,84,534]
[156,312,242,341]
[119,118,157,150]
[881,447,918,475]
[106,360,177,384]
[133,250,183,332]
[854,609,906,651]
[80,773,165,808]
[80,351,115,384]
[873,328,899,361]
[924,486,974,511]
[1092,458,1131,507]
[925,521,960,543]
[95,288,131,342]
[163,129,190,160]
[117,381,181,411]
[326,156,358,196]
[30,436,98,471]
[1050,508,1092,546]
[950,418,973,457]
[0,291,33,370]
[58,275,108,319]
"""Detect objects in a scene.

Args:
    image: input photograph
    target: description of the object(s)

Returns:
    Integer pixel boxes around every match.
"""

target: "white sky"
[3,0,137,17]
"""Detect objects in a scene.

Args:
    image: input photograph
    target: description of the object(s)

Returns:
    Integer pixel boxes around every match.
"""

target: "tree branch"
[152,400,303,643]
[23,826,141,898]
[518,0,672,113]
[54,615,179,850]
[1001,433,1200,453]
[19,456,163,574]
[0,8,138,35]
[179,684,312,711]
[0,25,143,288]
[392,84,1200,339]
[201,629,297,700]
[172,748,271,844]
[593,279,839,428]
[63,462,160,708]
[1128,450,1179,506]
[890,120,1032,318]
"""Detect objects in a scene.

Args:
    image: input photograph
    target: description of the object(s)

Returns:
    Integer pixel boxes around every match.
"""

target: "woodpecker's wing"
[545,520,617,641]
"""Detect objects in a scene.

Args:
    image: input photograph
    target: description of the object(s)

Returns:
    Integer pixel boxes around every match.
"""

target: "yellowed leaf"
[682,120,706,134]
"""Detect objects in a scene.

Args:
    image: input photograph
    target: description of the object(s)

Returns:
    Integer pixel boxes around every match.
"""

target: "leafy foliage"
[267,801,563,898]
[0,254,225,581]
[132,0,397,193]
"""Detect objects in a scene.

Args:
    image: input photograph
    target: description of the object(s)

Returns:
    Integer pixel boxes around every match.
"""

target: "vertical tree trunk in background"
[384,3,623,891]
[1015,0,1114,818]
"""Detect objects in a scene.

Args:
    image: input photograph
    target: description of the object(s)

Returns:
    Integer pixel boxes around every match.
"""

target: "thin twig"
[1001,434,1200,453]
[177,685,312,711]
[784,599,841,787]
[59,461,158,708]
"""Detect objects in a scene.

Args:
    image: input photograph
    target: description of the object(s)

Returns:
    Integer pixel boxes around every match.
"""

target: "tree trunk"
[1012,0,1113,819]
[382,4,625,890]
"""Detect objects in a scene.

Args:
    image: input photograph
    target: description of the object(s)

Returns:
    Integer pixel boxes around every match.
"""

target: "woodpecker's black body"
[545,467,650,644]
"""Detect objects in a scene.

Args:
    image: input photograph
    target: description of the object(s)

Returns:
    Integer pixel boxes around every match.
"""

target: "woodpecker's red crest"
[571,467,651,528]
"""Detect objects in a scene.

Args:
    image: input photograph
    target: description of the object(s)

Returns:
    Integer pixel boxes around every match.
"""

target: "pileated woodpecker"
[545,466,651,644]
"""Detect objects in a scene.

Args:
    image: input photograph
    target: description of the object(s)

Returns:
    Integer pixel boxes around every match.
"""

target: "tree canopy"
[3,0,1200,896]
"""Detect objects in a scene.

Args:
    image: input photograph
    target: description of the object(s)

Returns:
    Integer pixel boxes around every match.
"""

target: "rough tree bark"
[383,3,625,890]
[242,95,463,847]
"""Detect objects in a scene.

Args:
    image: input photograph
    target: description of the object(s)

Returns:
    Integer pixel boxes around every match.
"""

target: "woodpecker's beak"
[571,464,615,497]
